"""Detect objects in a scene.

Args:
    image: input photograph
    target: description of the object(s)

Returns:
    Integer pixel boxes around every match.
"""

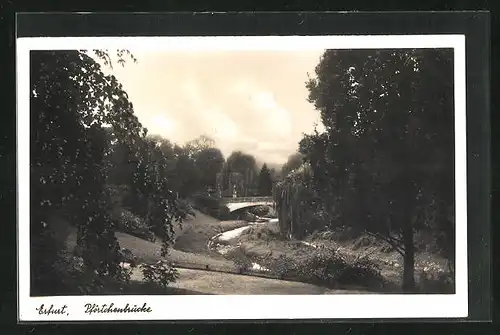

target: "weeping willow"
[273,162,316,239]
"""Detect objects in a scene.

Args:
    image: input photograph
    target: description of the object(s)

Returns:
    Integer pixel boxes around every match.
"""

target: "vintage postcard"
[17,34,467,321]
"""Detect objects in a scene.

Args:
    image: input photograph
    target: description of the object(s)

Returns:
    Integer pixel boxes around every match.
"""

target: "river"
[207,218,281,272]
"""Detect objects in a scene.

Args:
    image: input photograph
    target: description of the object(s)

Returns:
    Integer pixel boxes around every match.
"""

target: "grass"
[173,210,249,254]
[67,225,237,271]
[65,209,262,274]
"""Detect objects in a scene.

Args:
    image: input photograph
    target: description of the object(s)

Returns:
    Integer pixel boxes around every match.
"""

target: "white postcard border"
[17,35,468,321]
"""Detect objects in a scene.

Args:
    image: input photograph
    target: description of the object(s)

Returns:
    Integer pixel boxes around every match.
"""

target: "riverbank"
[210,220,454,293]
[173,210,249,254]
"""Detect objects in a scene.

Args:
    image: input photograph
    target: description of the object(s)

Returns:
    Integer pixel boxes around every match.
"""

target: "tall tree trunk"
[402,220,416,292]
[400,166,416,292]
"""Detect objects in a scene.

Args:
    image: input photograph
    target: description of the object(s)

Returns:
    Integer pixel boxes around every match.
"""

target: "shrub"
[296,247,348,285]
[309,226,360,242]
[417,270,454,293]
[191,194,230,220]
[352,234,379,250]
[260,245,384,289]
[337,258,385,288]
[213,206,231,220]
[248,205,271,217]
[380,244,395,253]
[120,248,138,267]
[240,225,283,242]
[176,199,196,218]
[113,210,156,242]
[263,254,301,278]
[49,248,137,296]
[191,194,219,208]
[140,261,179,289]
[226,247,253,272]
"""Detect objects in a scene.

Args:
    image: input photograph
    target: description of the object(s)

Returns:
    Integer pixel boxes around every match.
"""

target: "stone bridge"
[221,196,275,213]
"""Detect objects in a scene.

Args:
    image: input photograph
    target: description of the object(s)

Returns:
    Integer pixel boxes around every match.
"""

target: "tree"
[174,144,201,197]
[184,134,216,158]
[274,162,324,239]
[145,135,182,196]
[281,152,305,177]
[30,50,183,294]
[226,151,258,196]
[269,167,280,182]
[226,151,257,173]
[195,147,225,192]
[303,49,455,291]
[258,164,273,196]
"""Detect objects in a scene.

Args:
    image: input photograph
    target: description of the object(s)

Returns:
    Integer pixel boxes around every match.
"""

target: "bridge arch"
[224,201,275,213]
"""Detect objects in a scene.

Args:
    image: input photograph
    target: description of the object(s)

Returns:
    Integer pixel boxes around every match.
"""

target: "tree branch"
[364,230,405,256]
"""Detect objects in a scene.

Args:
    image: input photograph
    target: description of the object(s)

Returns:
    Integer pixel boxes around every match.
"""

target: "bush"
[120,248,138,267]
[47,248,136,296]
[113,210,156,242]
[240,225,283,242]
[263,254,301,278]
[191,194,231,220]
[417,270,454,293]
[260,245,384,289]
[352,234,379,250]
[226,247,253,273]
[176,199,196,218]
[337,258,384,288]
[140,261,179,289]
[191,194,219,208]
[213,206,231,220]
[248,205,271,217]
[309,226,360,242]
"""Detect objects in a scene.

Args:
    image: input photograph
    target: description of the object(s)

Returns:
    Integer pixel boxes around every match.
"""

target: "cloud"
[97,50,324,165]
[148,114,176,134]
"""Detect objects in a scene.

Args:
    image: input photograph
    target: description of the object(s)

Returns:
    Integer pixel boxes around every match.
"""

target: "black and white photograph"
[17,33,469,321]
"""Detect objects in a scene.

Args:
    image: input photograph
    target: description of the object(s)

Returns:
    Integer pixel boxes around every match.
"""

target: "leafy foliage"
[273,162,325,239]
[259,245,384,289]
[195,147,225,192]
[113,210,156,242]
[225,247,253,273]
[140,261,179,289]
[191,194,231,220]
[281,152,305,177]
[257,163,273,196]
[184,134,216,157]
[225,151,259,196]
[248,205,271,217]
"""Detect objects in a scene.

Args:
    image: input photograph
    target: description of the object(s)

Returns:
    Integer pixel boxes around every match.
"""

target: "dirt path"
[131,267,367,295]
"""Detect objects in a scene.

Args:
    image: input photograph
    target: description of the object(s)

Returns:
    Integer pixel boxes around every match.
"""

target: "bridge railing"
[221,196,274,204]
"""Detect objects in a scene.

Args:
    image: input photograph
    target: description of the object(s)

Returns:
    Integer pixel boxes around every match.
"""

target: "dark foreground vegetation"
[31,48,455,295]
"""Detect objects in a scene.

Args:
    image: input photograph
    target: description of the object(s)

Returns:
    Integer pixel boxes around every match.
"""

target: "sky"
[97,50,325,166]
